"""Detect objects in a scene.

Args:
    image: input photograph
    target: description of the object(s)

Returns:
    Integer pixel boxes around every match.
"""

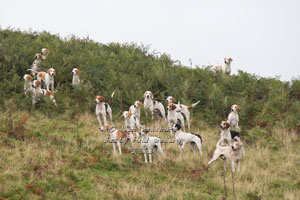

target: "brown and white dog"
[29,53,43,76]
[37,68,56,91]
[129,101,143,120]
[167,103,185,132]
[71,68,82,86]
[22,74,33,95]
[122,111,140,131]
[40,48,50,60]
[143,91,166,120]
[211,57,233,74]
[166,96,200,130]
[208,136,244,172]
[100,125,135,155]
[228,104,240,132]
[31,80,57,106]
[219,121,233,146]
[95,95,113,128]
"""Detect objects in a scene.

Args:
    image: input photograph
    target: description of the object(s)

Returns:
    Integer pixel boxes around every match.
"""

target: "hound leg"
[185,113,190,130]
[224,159,227,171]
[112,143,116,155]
[148,148,152,163]
[96,115,102,128]
[181,141,186,152]
[102,114,107,126]
[143,147,148,163]
[117,141,122,155]
[231,161,235,172]
[196,141,203,155]
[208,154,220,166]
[177,144,183,153]
[108,111,113,125]
[237,161,240,172]
[189,143,196,156]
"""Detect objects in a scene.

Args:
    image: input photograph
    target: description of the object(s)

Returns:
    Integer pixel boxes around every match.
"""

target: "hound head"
[47,68,56,77]
[167,103,177,111]
[23,74,33,82]
[224,57,233,64]
[41,48,50,56]
[34,53,43,60]
[144,91,153,99]
[166,96,176,104]
[72,68,80,75]
[99,124,114,132]
[171,123,182,133]
[134,101,143,108]
[233,136,243,149]
[122,111,130,119]
[220,121,230,130]
[94,96,105,104]
[32,80,42,88]
[231,104,240,112]
[138,128,150,137]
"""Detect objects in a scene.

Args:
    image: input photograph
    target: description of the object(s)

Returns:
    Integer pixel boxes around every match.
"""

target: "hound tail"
[109,91,115,104]
[188,101,200,110]
[216,138,223,147]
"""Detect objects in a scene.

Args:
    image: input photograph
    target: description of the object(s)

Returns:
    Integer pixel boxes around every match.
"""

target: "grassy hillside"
[0,108,299,199]
[0,28,300,199]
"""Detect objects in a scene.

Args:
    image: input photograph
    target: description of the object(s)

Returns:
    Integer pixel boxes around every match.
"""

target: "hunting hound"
[171,123,203,156]
[143,91,166,120]
[166,96,200,130]
[208,136,244,172]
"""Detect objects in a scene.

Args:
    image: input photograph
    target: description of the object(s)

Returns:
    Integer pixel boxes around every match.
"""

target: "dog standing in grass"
[95,92,114,128]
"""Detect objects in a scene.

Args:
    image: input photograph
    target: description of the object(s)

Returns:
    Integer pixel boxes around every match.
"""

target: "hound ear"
[171,97,176,102]
[99,96,105,102]
[224,57,227,61]
[150,92,154,99]
[138,101,143,107]
[47,69,51,74]
[143,92,147,99]
[128,112,132,117]
[225,121,230,128]
[175,123,181,130]
[229,57,233,62]
[76,69,80,74]
[236,105,240,111]
[171,103,176,110]
[53,69,56,76]
[27,75,33,81]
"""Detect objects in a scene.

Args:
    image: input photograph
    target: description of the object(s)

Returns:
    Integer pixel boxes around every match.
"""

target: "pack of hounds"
[22,49,244,172]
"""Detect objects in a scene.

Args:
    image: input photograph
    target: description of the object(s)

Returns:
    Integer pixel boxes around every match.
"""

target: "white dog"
[29,53,43,76]
[36,68,56,91]
[166,96,200,130]
[95,95,113,128]
[22,74,33,95]
[219,121,232,146]
[208,136,244,172]
[71,68,82,86]
[228,104,240,132]
[122,111,140,131]
[139,128,164,163]
[129,101,143,120]
[31,80,57,106]
[171,123,203,155]
[167,103,185,132]
[211,57,233,74]
[143,91,166,120]
[100,125,135,155]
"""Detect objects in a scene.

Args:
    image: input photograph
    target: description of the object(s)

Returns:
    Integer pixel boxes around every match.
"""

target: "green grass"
[0,111,299,200]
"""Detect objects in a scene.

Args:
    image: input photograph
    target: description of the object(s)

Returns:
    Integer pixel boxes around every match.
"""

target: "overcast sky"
[1,0,300,81]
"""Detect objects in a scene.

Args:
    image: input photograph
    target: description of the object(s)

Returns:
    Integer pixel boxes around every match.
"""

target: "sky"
[1,0,300,81]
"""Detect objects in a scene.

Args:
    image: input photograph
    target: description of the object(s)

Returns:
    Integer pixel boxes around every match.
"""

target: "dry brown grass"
[0,111,299,199]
